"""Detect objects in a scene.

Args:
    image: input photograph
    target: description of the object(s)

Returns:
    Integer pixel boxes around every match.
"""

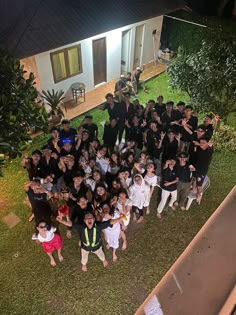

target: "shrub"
[212,123,236,152]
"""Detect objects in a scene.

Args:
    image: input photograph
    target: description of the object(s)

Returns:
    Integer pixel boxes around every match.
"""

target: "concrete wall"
[135,186,236,315]
[34,16,163,100]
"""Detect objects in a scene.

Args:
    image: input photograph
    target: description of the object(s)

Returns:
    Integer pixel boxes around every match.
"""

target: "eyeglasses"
[39,225,47,229]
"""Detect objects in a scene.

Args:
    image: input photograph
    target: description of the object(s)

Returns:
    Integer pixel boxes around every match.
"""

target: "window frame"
[50,44,83,83]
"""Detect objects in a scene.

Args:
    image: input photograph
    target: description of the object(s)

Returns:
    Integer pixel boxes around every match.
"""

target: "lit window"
[50,45,82,83]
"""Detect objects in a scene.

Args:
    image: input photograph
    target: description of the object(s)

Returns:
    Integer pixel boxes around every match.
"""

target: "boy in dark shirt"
[81,115,98,141]
[193,137,213,204]
[59,120,77,147]
[102,118,119,152]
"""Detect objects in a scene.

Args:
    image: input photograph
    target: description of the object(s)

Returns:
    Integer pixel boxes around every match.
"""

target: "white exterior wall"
[35,16,163,100]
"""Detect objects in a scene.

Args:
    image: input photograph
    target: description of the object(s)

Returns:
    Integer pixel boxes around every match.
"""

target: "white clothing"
[129,175,150,209]
[116,198,132,226]
[157,189,177,214]
[96,157,111,175]
[37,227,56,242]
[103,211,120,249]
[121,177,132,190]
[144,174,158,187]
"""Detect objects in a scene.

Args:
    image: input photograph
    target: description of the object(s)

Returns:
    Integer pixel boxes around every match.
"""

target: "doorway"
[121,29,131,74]
[133,24,145,69]
[92,37,107,86]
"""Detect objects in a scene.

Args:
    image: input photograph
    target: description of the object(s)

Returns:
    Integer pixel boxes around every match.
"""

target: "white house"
[1,0,188,100]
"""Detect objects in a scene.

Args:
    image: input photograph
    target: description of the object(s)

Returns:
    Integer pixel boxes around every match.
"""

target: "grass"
[0,72,236,315]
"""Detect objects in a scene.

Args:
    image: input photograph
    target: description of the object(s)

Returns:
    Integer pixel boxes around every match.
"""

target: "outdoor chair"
[186,176,210,210]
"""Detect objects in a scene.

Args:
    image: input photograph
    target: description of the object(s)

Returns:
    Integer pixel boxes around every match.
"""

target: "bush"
[212,123,236,152]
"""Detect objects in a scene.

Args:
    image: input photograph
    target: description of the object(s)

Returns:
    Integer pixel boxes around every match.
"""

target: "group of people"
[22,83,220,270]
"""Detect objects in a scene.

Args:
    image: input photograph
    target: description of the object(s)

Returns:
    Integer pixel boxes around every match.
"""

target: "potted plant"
[41,89,65,128]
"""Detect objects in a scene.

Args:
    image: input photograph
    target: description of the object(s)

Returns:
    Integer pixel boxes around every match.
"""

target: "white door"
[133,24,145,70]
[121,29,131,74]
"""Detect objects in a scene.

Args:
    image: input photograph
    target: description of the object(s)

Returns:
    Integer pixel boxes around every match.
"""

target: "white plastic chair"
[186,176,210,210]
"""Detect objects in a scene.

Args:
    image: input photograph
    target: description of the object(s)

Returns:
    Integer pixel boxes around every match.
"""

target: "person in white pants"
[157,159,178,219]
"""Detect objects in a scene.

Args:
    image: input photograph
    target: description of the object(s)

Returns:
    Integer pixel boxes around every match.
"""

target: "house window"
[50,44,82,83]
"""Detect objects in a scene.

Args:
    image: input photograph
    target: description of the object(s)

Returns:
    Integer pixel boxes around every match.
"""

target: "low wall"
[135,186,236,315]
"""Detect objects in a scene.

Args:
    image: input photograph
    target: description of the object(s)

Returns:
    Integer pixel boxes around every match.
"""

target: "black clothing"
[161,110,182,132]
[103,123,119,147]
[118,102,135,122]
[63,166,77,186]
[59,128,77,146]
[161,167,177,191]
[103,102,120,120]
[155,103,166,117]
[162,137,179,162]
[180,116,198,142]
[204,124,214,140]
[194,146,213,175]
[127,124,144,149]
[25,159,42,180]
[176,163,192,183]
[146,129,161,158]
[73,220,112,252]
[82,123,98,140]
[71,203,93,225]
[40,156,61,182]
[27,188,52,224]
[68,182,88,202]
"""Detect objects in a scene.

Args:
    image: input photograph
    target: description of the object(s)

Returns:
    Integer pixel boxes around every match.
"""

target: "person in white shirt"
[144,162,158,215]
[33,221,63,267]
[116,189,132,250]
[129,174,150,223]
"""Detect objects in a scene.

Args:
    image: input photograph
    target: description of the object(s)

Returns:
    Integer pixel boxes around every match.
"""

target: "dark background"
[186,0,235,16]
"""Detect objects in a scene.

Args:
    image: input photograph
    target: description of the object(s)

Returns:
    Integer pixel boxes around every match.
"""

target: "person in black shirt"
[57,211,125,272]
[81,115,98,141]
[157,159,178,219]
[193,138,213,204]
[98,93,120,121]
[176,101,185,116]
[145,121,161,159]
[188,125,206,165]
[155,95,166,117]
[161,101,182,132]
[175,153,196,210]
[21,150,42,181]
[159,129,181,162]
[47,127,61,154]
[126,115,144,150]
[59,120,77,147]
[102,119,119,152]
[202,114,220,140]
[179,105,198,152]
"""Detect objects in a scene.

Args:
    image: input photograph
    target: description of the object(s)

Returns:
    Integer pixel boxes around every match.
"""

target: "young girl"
[144,162,158,214]
[116,189,132,250]
[33,221,63,267]
[129,174,150,223]
[102,201,121,262]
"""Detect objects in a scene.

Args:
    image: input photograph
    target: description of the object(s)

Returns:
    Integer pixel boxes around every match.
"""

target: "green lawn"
[0,72,236,315]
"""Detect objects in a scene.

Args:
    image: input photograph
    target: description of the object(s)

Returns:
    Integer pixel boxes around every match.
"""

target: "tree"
[167,35,236,118]
[0,50,49,175]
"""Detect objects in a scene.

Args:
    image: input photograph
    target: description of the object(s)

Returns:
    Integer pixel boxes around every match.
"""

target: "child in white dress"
[144,162,158,214]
